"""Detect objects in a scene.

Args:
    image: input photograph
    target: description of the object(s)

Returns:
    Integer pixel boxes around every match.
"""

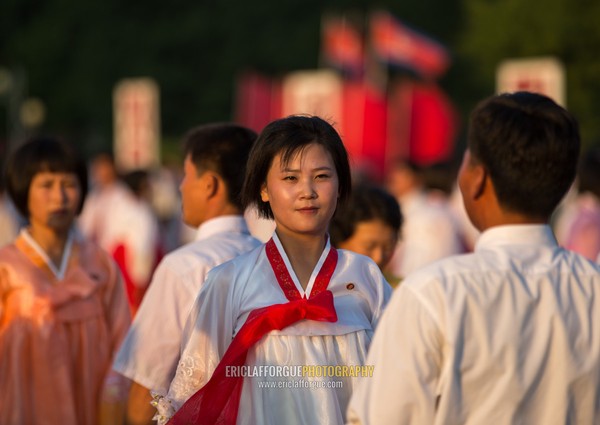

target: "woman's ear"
[260,184,269,202]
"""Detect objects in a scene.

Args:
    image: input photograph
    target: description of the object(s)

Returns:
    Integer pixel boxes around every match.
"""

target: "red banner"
[321,16,364,77]
[387,81,457,168]
[370,11,450,79]
[234,72,279,133]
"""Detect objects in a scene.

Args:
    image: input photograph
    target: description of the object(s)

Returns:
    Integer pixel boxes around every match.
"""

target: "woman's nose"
[299,179,317,199]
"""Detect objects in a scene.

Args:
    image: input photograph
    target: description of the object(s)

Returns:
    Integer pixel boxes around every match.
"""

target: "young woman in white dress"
[155,115,392,425]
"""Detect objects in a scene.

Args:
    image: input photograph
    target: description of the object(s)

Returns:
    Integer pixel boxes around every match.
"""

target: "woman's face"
[28,171,81,233]
[338,219,398,270]
[261,143,339,239]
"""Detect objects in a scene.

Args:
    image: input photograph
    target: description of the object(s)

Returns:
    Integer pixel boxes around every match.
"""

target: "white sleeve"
[347,282,443,425]
[112,256,210,395]
[155,263,238,423]
[364,260,393,330]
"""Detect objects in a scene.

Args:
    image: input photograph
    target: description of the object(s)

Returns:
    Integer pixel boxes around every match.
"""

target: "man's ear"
[205,173,219,199]
[260,184,269,202]
[472,164,487,200]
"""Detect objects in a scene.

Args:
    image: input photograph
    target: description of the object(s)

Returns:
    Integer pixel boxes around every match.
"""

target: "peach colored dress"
[0,231,131,425]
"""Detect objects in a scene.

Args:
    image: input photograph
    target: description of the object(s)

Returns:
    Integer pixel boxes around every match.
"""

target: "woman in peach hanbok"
[0,137,131,425]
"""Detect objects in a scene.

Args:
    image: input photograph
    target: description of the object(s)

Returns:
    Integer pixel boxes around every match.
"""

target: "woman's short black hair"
[241,115,352,219]
[5,136,88,218]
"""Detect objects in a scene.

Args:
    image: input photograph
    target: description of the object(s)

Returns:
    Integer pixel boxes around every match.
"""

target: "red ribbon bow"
[168,290,337,425]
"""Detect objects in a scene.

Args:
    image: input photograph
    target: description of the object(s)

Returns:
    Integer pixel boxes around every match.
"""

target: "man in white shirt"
[113,123,261,425]
[0,183,20,247]
[348,92,600,424]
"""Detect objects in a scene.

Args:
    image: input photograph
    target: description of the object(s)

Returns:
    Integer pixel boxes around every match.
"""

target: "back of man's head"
[468,91,580,219]
[183,123,257,210]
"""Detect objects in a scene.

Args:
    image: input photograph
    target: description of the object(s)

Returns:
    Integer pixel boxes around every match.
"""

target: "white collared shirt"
[348,224,600,425]
[113,215,261,394]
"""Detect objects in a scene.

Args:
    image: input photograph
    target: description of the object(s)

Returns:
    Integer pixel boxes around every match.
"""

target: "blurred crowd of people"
[1,91,600,425]
[3,131,598,295]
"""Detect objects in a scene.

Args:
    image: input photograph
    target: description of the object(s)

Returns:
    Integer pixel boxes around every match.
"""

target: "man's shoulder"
[202,242,265,285]
[401,252,480,290]
[158,233,261,274]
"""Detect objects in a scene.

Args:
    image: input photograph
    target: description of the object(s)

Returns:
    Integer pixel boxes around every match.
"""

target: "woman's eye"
[316,174,330,180]
[283,175,297,181]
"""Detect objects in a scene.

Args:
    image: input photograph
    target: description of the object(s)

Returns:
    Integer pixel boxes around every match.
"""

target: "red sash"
[168,238,338,425]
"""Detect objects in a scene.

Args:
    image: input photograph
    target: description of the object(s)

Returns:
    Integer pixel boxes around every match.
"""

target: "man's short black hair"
[468,91,580,219]
[183,123,257,210]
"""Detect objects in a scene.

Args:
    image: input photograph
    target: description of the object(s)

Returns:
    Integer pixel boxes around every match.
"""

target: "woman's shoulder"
[208,243,265,277]
[334,248,391,291]
[0,243,24,277]
[200,243,266,294]
[0,243,31,273]
[336,248,380,271]
[0,242,19,258]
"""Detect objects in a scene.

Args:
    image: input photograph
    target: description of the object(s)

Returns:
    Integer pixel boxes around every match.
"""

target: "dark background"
[1,0,599,159]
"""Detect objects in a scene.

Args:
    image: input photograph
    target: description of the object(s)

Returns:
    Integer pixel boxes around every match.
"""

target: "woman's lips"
[297,206,318,213]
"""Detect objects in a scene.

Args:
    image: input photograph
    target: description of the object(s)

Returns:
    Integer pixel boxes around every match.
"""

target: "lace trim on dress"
[152,354,205,424]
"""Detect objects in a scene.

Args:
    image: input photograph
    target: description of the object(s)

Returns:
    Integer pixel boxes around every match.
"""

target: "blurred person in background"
[421,160,480,251]
[78,152,161,315]
[385,158,464,278]
[78,151,130,247]
[560,147,600,262]
[0,136,130,425]
[149,159,185,254]
[113,123,261,425]
[110,169,161,315]
[330,184,403,287]
[0,164,21,247]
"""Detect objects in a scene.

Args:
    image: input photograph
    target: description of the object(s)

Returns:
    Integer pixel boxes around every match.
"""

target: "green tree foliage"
[0,0,326,153]
[459,0,600,148]
[1,0,599,154]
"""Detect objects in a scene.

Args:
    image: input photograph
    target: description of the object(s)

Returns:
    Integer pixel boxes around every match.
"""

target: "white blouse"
[156,233,392,425]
